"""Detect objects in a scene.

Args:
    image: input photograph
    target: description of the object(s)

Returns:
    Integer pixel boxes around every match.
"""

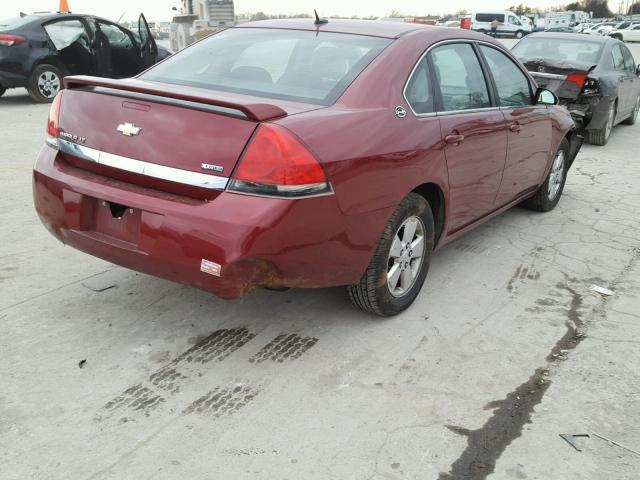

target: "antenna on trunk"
[314,10,328,25]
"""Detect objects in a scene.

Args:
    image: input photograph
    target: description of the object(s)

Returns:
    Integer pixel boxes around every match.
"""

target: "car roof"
[17,12,114,25]
[524,32,611,43]
[235,18,432,39]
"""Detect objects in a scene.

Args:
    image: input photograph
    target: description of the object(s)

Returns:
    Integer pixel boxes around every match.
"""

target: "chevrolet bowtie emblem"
[116,122,142,136]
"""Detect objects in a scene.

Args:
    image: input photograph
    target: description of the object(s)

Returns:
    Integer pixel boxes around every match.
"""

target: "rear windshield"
[512,37,603,64]
[142,28,391,105]
[0,16,35,31]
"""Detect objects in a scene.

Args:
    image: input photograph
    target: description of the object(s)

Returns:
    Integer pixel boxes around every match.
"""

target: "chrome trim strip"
[529,72,567,80]
[437,107,501,116]
[53,138,228,190]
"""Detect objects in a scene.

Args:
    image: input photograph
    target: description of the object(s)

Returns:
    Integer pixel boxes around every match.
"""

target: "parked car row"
[33,20,585,315]
[0,12,171,102]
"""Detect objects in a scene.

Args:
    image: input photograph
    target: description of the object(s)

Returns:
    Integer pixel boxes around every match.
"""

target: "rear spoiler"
[63,76,287,122]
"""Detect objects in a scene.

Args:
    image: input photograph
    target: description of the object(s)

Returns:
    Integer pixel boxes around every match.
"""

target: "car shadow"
[0,89,38,106]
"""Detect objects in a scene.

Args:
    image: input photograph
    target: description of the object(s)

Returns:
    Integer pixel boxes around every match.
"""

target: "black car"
[512,32,640,145]
[0,12,171,102]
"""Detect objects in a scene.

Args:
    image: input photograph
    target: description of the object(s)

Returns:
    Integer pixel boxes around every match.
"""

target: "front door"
[138,14,158,70]
[479,44,552,205]
[429,42,508,232]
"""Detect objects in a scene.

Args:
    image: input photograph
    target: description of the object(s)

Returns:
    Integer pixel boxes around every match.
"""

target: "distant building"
[179,0,235,28]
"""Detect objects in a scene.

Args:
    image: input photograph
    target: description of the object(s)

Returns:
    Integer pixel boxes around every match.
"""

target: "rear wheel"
[28,64,63,103]
[522,138,570,212]
[622,96,639,125]
[586,102,615,146]
[348,193,434,316]
[611,33,623,40]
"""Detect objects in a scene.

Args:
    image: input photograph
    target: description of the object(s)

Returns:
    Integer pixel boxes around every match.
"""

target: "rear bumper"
[563,95,612,131]
[33,144,388,299]
[0,68,28,88]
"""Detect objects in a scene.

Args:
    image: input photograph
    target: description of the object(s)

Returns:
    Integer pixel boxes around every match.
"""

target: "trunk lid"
[57,76,324,199]
[523,59,597,100]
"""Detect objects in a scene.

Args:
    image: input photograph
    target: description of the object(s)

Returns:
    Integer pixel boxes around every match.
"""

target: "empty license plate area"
[91,199,142,245]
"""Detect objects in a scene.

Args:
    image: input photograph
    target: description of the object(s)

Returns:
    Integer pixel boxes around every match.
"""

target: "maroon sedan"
[33,19,582,316]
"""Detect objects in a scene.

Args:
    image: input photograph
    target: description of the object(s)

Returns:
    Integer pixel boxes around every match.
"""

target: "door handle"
[444,134,465,144]
[509,123,522,133]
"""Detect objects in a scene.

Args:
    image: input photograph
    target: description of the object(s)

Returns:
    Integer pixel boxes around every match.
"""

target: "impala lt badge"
[201,163,224,172]
[59,131,86,144]
[116,122,142,136]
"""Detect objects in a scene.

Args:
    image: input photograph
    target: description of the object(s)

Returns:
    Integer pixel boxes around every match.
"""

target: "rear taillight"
[581,77,600,96]
[46,91,64,145]
[228,124,332,198]
[0,34,26,46]
[566,72,587,90]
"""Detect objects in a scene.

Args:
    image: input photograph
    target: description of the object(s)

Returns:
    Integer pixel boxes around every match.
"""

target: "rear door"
[138,13,158,69]
[611,44,632,118]
[479,44,552,205]
[620,44,640,115]
[430,42,507,231]
[42,17,93,75]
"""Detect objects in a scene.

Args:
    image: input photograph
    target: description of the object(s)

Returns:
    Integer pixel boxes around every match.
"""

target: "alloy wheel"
[37,71,61,99]
[547,150,565,200]
[387,216,426,297]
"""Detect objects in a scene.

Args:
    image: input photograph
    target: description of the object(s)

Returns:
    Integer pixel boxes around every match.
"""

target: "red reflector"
[566,73,587,90]
[0,34,26,46]
[234,124,326,186]
[47,91,64,138]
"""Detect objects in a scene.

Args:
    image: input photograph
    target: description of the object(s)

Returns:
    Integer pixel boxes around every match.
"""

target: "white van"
[471,11,532,38]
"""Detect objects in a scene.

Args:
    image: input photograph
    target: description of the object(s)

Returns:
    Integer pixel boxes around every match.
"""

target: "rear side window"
[621,45,636,72]
[475,13,504,23]
[44,20,90,51]
[512,38,603,64]
[611,45,625,71]
[142,28,391,105]
[429,43,490,112]
[405,55,434,114]
[480,46,532,107]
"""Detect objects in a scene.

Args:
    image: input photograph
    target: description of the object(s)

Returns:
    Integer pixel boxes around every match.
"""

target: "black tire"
[622,96,639,125]
[0,86,6,97]
[611,34,622,41]
[586,101,616,146]
[522,138,570,212]
[514,30,524,39]
[28,64,63,103]
[347,193,435,316]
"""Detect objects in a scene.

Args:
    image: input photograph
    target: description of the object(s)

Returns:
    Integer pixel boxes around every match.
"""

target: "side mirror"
[636,64,640,76]
[536,87,558,105]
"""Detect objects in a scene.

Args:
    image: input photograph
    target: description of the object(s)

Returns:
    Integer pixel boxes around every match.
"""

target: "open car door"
[137,13,158,70]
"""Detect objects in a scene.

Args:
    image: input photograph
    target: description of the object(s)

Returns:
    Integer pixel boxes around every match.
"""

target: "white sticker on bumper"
[200,259,221,277]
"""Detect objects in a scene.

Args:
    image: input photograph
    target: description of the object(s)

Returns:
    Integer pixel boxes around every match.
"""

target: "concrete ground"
[1,41,640,480]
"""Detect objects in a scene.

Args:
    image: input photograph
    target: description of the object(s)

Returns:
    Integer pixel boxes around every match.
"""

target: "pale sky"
[0,0,623,23]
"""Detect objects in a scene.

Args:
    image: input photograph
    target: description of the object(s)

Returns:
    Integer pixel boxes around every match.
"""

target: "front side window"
[405,55,434,114]
[44,19,90,51]
[96,22,133,49]
[480,45,532,107]
[508,16,521,25]
[142,28,391,105]
[429,43,490,112]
